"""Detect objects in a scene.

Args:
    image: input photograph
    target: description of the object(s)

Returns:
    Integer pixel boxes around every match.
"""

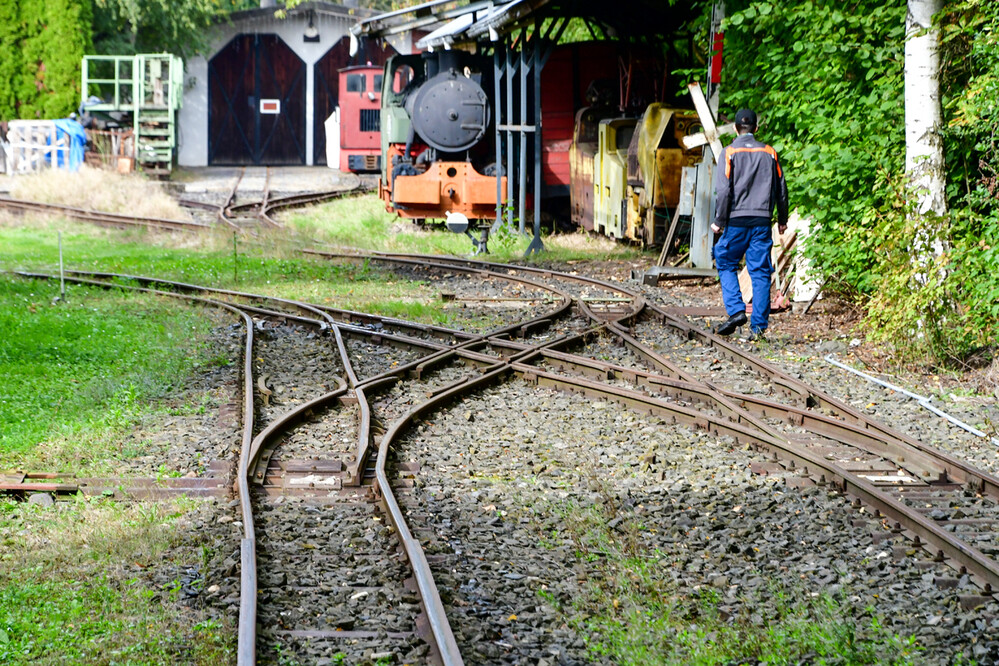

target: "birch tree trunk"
[905,0,946,218]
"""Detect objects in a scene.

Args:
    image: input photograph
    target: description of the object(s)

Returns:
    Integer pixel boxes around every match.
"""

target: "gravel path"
[392,377,999,664]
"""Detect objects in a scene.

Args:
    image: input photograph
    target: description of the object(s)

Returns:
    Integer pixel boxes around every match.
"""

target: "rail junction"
[5,206,999,662]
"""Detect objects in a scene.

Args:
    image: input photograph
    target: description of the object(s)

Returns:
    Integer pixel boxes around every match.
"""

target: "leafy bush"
[719,0,907,297]
[0,0,93,120]
[717,0,998,365]
[865,1,999,364]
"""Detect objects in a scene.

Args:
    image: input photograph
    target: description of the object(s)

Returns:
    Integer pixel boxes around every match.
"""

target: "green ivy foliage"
[865,1,999,364]
[720,0,907,296]
[718,0,998,365]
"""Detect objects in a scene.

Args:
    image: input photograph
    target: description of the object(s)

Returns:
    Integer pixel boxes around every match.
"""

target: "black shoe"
[744,327,766,342]
[715,311,747,336]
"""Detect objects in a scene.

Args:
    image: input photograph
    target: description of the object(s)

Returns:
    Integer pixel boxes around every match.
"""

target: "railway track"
[186,167,373,231]
[0,170,369,235]
[8,248,998,662]
[0,195,211,232]
[304,251,999,592]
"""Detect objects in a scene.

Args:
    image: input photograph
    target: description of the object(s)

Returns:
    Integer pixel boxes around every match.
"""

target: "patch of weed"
[0,496,232,664]
[531,499,921,665]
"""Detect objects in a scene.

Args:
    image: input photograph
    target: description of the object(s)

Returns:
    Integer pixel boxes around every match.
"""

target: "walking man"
[711,108,789,339]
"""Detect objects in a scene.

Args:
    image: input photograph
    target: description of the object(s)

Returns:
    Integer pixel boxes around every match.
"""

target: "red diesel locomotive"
[337,64,384,173]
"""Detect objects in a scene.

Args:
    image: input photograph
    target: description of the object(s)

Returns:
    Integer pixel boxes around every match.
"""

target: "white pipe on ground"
[825,354,999,447]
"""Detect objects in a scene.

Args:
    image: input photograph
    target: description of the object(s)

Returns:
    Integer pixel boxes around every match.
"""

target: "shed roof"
[227,1,376,25]
[351,0,698,51]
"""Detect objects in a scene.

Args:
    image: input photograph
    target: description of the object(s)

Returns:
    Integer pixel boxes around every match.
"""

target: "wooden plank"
[656,206,682,267]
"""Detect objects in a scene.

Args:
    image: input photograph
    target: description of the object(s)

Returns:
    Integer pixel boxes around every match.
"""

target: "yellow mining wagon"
[593,118,639,240]
[571,103,702,246]
[624,104,703,247]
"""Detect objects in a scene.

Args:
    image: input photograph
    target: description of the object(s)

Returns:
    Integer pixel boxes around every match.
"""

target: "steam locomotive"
[368,42,704,246]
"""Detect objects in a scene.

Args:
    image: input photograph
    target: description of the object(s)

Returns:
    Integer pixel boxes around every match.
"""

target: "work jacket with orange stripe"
[713,133,789,230]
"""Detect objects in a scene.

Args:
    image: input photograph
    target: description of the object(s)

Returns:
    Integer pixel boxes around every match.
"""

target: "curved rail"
[0,196,209,232]
[304,250,999,591]
[14,248,999,659]
[11,270,536,664]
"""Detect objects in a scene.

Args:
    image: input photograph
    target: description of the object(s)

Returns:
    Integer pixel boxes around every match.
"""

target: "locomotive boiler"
[378,50,503,223]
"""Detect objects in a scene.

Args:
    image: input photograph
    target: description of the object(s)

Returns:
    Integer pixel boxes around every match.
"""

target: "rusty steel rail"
[217,168,245,231]
[16,249,999,657]
[11,269,569,665]
[225,185,372,227]
[13,270,262,662]
[51,268,575,487]
[305,251,999,591]
[504,362,999,589]
[0,196,209,232]
[48,257,999,592]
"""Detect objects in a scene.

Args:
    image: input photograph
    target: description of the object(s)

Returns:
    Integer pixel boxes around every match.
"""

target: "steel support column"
[489,20,567,255]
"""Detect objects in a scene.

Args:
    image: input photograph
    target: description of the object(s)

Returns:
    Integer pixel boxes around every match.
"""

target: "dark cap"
[734,108,758,127]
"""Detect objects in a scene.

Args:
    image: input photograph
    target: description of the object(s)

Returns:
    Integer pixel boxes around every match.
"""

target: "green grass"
[0,215,460,324]
[536,501,922,666]
[0,496,232,665]
[282,193,647,263]
[0,276,218,468]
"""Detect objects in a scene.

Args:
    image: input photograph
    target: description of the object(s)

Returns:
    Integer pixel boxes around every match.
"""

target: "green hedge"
[0,0,92,121]
[0,1,20,119]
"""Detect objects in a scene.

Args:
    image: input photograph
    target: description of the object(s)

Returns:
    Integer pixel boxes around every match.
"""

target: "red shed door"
[209,34,306,165]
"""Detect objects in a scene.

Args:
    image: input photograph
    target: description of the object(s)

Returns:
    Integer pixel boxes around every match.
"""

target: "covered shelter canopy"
[351,0,698,52]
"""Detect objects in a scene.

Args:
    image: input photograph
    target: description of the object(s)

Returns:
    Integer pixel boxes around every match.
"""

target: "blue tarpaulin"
[51,119,87,171]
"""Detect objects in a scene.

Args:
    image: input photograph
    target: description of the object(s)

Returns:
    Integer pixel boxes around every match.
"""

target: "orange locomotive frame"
[380,146,506,221]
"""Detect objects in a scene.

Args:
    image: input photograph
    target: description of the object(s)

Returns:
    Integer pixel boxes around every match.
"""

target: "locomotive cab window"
[347,74,366,93]
[373,75,384,92]
[575,112,599,144]
[392,65,414,93]
[616,125,636,151]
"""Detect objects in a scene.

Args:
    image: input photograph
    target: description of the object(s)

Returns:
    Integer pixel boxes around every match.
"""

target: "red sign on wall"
[260,99,281,114]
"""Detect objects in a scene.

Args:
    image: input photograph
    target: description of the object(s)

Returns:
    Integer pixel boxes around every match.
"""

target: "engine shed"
[352,0,707,254]
[177,1,412,168]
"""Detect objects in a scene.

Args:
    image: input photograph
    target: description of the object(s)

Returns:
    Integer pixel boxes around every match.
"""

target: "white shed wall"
[178,10,355,166]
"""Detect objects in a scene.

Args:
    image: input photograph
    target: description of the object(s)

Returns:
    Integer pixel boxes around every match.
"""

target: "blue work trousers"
[714,224,774,331]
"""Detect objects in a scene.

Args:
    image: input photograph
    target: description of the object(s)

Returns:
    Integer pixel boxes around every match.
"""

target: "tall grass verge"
[8,165,189,221]
[0,216,455,325]
[282,194,646,263]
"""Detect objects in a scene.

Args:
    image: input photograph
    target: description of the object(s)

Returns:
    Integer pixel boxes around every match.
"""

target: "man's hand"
[778,223,787,235]
[711,223,722,235]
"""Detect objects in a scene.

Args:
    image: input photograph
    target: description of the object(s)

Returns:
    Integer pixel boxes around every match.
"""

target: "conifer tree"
[13,0,93,119]
[0,0,20,119]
